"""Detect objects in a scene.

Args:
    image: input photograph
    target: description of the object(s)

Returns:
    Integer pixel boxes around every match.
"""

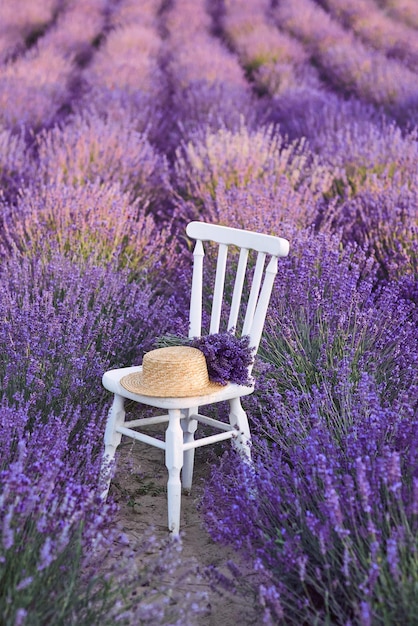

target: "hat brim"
[120,369,227,398]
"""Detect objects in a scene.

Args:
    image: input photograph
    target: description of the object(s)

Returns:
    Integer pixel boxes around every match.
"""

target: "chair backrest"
[186,222,289,359]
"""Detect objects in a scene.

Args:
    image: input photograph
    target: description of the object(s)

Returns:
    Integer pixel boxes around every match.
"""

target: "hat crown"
[121,346,224,397]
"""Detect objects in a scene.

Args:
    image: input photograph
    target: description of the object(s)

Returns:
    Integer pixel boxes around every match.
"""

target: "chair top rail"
[186,221,289,257]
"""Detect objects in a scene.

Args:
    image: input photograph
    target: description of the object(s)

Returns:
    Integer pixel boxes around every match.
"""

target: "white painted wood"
[101,221,289,534]
[101,394,125,500]
[124,415,169,428]
[193,413,235,432]
[182,430,236,451]
[210,243,228,334]
[229,397,251,460]
[116,426,166,450]
[248,256,278,355]
[103,365,254,409]
[242,251,266,338]
[189,239,204,338]
[228,247,249,332]
[165,409,183,534]
[181,408,198,492]
[186,221,289,257]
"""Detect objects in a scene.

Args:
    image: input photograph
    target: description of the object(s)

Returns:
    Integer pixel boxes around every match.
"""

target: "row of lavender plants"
[0,0,417,623]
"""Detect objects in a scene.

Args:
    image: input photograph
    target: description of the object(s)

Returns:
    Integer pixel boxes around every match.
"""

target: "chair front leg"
[228,397,251,461]
[101,394,125,501]
[165,408,184,535]
[181,407,199,494]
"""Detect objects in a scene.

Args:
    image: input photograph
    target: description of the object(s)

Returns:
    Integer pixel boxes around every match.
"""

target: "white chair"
[101,221,289,534]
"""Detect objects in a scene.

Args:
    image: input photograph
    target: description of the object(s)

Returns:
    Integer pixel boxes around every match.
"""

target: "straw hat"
[120,346,226,397]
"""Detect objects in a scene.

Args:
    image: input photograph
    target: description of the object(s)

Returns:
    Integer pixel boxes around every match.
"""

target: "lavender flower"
[0,0,58,63]
[191,332,255,386]
[0,126,29,203]
[0,250,178,418]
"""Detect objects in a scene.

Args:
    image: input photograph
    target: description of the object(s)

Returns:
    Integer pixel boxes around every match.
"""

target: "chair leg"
[101,394,126,501]
[181,408,198,494]
[229,397,251,460]
[165,408,184,535]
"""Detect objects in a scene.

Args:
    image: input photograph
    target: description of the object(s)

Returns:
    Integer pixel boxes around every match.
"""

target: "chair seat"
[102,366,254,410]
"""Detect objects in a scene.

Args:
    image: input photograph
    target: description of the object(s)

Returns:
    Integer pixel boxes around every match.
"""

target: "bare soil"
[109,426,260,625]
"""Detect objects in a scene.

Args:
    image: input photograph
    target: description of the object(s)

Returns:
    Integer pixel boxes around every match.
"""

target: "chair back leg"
[101,394,125,500]
[165,408,184,535]
[229,397,252,460]
[181,408,199,493]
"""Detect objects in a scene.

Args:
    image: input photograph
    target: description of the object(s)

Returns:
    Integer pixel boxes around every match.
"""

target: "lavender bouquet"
[155,331,255,386]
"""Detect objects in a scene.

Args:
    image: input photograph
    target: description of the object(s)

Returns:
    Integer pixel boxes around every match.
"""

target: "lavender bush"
[0,246,201,623]
[0,250,178,420]
[201,232,417,623]
[35,111,171,210]
[0,126,30,203]
[0,46,75,131]
[0,181,178,281]
[79,13,168,135]
[202,398,418,624]
[379,0,418,29]
[219,0,321,96]
[0,0,58,63]
[161,0,257,153]
[334,182,418,283]
[36,0,108,65]
[272,0,418,125]
[315,0,418,73]
[173,123,332,205]
[0,403,207,625]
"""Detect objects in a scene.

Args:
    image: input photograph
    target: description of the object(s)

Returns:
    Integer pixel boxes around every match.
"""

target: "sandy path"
[110,429,259,625]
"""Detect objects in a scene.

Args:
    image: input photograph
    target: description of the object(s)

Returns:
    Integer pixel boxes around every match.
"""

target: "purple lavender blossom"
[0,125,29,202]
[191,332,255,386]
[380,0,418,30]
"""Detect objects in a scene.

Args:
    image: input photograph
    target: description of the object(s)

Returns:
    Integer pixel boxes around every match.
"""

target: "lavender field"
[0,0,417,623]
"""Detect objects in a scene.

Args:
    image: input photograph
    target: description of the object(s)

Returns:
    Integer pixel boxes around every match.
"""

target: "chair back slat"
[228,247,249,332]
[210,243,228,334]
[242,251,266,337]
[188,239,204,338]
[248,256,278,357]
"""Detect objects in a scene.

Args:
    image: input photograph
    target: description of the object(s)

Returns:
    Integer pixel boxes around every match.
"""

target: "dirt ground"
[109,425,260,625]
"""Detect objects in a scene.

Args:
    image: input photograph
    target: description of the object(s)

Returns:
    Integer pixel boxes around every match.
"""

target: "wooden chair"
[101,221,289,534]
